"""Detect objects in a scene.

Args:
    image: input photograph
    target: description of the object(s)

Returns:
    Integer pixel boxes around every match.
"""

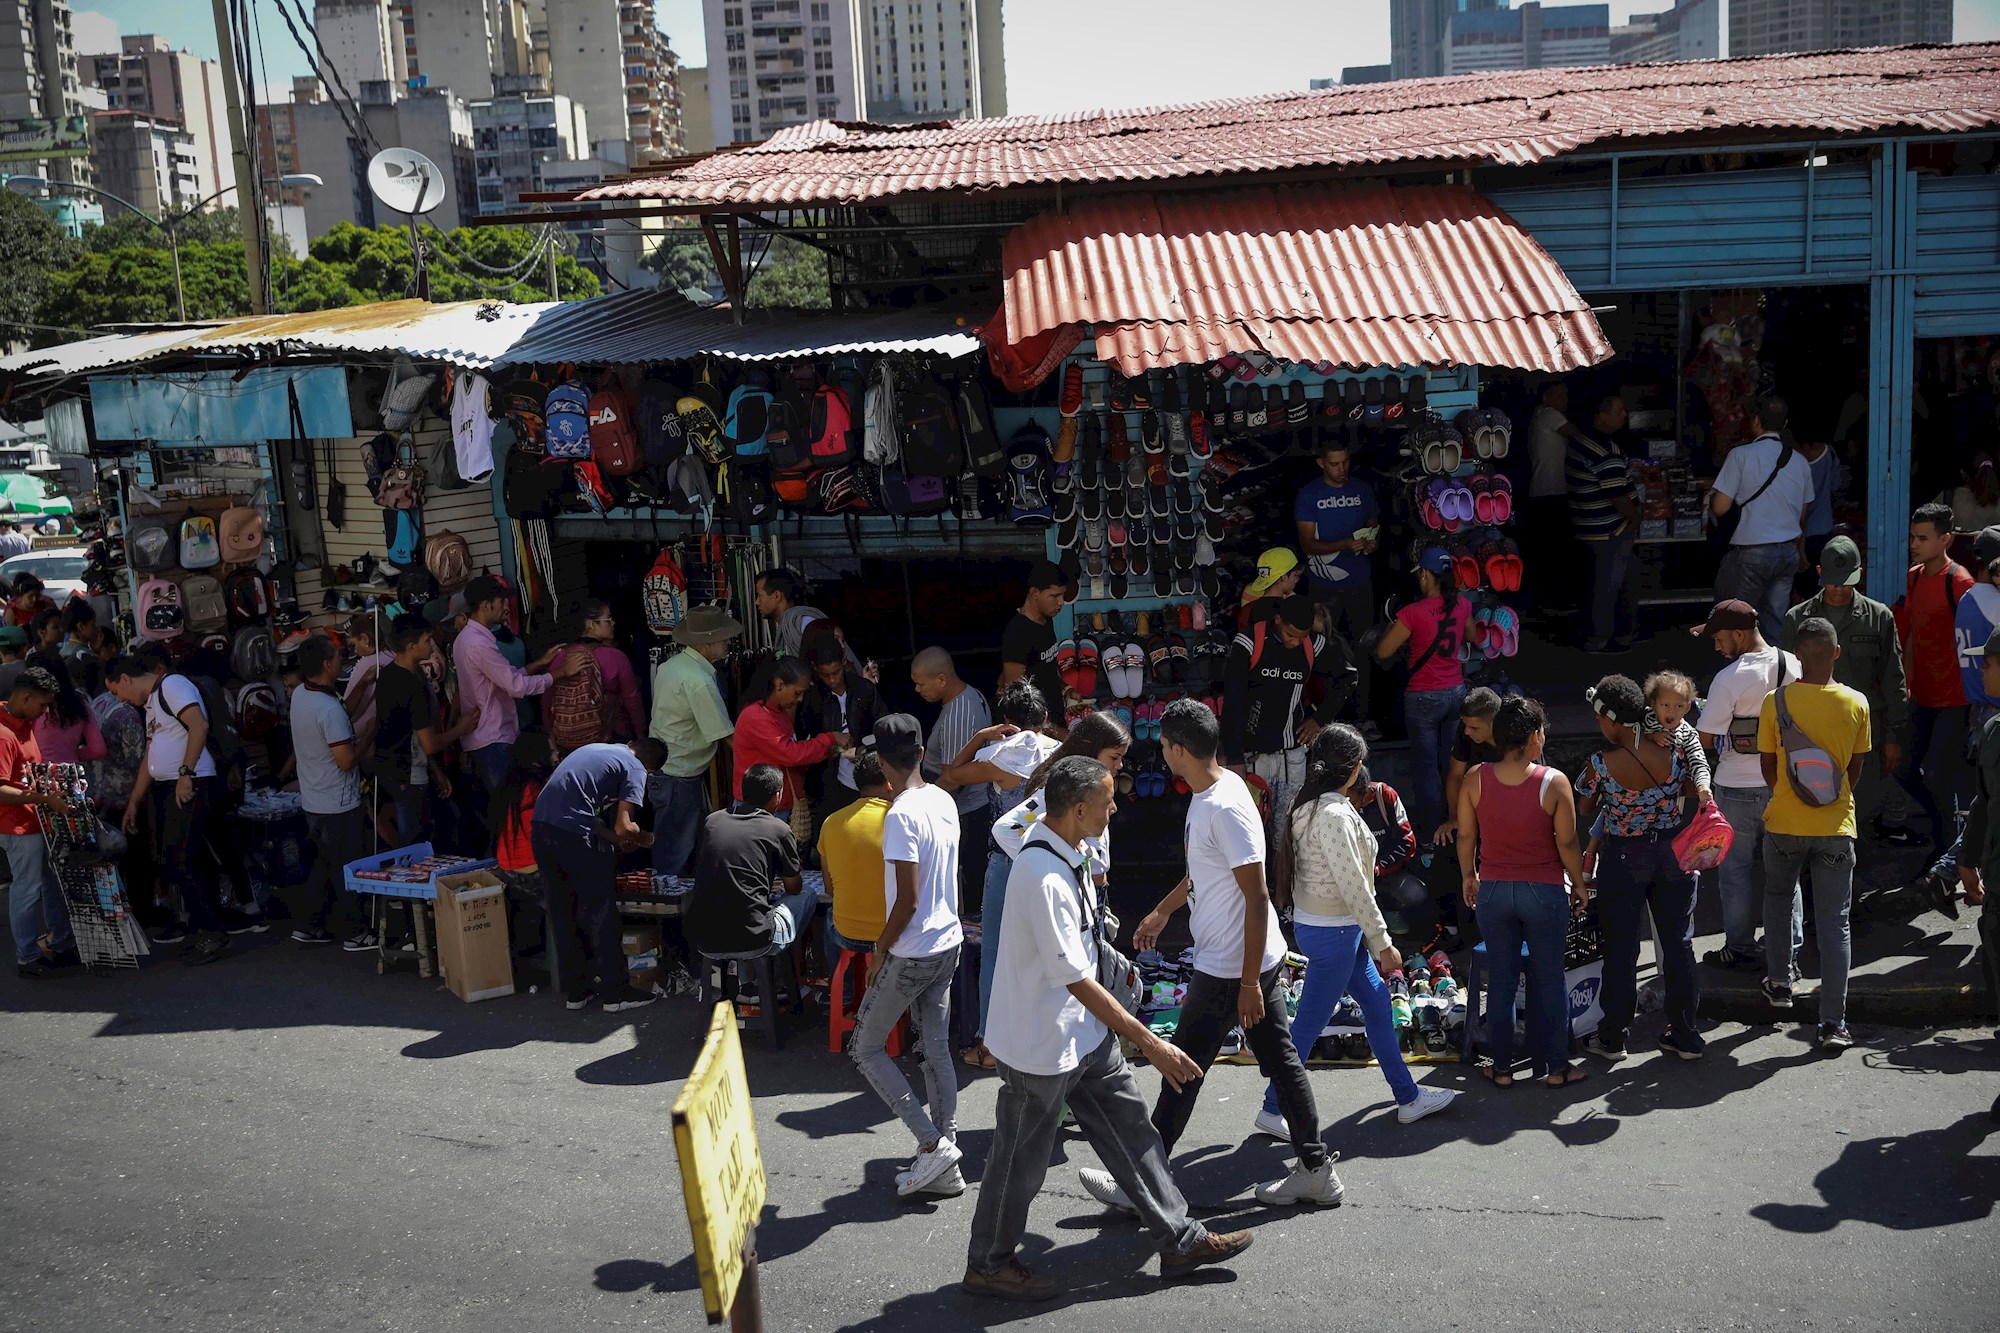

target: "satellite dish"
[367,147,445,216]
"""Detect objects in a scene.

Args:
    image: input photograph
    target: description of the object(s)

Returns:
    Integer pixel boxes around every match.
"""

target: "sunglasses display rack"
[30,761,147,971]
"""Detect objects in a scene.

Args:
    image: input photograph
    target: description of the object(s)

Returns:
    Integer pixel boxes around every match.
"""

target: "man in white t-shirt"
[852,714,965,1200]
[1695,599,1803,972]
[965,756,1251,1302]
[1118,699,1339,1209]
[288,635,367,949]
[1711,396,1816,643]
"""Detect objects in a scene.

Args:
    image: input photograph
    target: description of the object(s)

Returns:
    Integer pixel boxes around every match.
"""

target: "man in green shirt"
[1951,629,1999,1046]
[648,607,741,876]
[1781,535,1908,824]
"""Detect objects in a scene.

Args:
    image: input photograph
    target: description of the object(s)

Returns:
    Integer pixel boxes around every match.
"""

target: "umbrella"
[0,473,74,517]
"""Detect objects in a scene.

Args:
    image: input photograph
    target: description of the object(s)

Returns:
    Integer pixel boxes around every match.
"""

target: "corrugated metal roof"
[1002,184,1612,374]
[578,42,2000,207]
[0,326,224,378]
[181,299,557,369]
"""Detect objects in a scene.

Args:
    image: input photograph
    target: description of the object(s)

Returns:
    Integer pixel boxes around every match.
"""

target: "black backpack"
[153,673,246,779]
[504,450,568,519]
[897,380,963,478]
[956,378,1005,478]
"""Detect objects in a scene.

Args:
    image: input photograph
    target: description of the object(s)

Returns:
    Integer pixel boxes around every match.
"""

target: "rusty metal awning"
[1000,183,1613,375]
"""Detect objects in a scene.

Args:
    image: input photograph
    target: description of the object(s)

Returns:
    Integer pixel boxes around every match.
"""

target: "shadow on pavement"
[1748,1110,2000,1233]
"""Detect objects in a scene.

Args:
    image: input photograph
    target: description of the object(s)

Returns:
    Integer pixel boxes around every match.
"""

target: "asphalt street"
[3,937,1996,1333]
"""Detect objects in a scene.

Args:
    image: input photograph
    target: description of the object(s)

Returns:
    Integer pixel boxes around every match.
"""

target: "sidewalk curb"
[1701,981,1987,1026]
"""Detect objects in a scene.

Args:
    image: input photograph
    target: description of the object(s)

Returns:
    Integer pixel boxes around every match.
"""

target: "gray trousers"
[851,945,959,1149]
[1763,832,1855,1025]
[968,1031,1206,1275]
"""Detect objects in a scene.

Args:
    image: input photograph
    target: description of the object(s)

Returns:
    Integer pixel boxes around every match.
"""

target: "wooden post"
[728,1228,762,1332]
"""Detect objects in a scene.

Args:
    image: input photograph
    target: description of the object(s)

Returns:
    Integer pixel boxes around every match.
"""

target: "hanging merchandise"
[137,576,185,639]
[218,505,265,565]
[424,529,473,593]
[381,356,438,432]
[676,365,727,464]
[447,370,497,485]
[179,514,221,569]
[545,373,594,460]
[376,436,426,510]
[588,373,642,477]
[643,547,688,633]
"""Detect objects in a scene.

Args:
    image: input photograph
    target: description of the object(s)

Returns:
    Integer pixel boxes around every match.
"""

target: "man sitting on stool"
[684,763,815,985]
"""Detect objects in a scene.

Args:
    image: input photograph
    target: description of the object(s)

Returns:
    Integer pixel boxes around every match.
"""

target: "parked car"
[0,547,90,603]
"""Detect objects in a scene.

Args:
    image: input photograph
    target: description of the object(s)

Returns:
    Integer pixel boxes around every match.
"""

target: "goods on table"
[351,853,485,885]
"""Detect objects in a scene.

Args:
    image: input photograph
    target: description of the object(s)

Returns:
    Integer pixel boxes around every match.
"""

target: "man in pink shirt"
[453,575,582,791]
[540,599,646,743]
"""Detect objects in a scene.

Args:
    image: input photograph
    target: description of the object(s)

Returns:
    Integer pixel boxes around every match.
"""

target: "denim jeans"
[975,849,1011,1038]
[649,773,707,878]
[1763,832,1855,1025]
[1474,878,1573,1075]
[1884,704,1968,849]
[1152,965,1325,1169]
[1712,784,1770,957]
[467,742,512,797]
[1404,683,1467,837]
[1263,921,1417,1112]
[852,945,960,1149]
[1717,540,1799,646]
[968,1032,1206,1273]
[1584,529,1637,644]
[4,831,72,965]
[709,890,818,961]
[1596,831,1701,1047]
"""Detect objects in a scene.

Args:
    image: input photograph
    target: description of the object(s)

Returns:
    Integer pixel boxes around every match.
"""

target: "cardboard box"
[433,870,515,1002]
[622,923,662,992]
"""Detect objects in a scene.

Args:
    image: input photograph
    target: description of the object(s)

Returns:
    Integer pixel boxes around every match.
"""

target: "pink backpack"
[137,577,184,640]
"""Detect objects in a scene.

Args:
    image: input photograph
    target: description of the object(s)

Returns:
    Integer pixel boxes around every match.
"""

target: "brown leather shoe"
[961,1260,1060,1303]
[1160,1229,1254,1276]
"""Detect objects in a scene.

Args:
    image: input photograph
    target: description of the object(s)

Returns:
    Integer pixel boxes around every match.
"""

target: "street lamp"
[4,173,323,322]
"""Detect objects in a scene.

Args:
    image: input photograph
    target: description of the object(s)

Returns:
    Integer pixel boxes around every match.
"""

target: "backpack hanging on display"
[388,509,423,568]
[863,360,900,467]
[677,366,727,463]
[217,506,265,565]
[666,455,714,524]
[725,456,777,526]
[1005,423,1054,526]
[636,376,686,468]
[808,383,856,467]
[725,373,774,457]
[137,577,184,640]
[642,548,687,633]
[232,681,280,743]
[546,644,607,751]
[380,356,436,432]
[427,427,470,492]
[129,517,176,573]
[897,378,963,479]
[544,376,593,460]
[231,625,278,681]
[504,451,567,519]
[225,569,269,622]
[588,376,642,476]
[179,515,221,569]
[572,458,616,515]
[424,529,472,593]
[376,437,426,509]
[182,574,227,632]
[808,465,872,516]
[955,378,1005,477]
[361,431,399,495]
[877,468,951,517]
[499,373,549,445]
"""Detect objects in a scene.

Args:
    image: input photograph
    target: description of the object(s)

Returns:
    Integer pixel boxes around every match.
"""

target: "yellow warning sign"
[672,1002,767,1323]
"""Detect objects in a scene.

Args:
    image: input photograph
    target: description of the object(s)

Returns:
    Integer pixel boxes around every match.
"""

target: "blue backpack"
[1005,422,1053,527]
[725,382,773,457]
[388,509,422,567]
[544,379,592,460]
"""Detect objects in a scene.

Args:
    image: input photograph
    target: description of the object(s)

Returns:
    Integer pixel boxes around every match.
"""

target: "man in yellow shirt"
[1757,617,1870,1051]
[819,751,892,955]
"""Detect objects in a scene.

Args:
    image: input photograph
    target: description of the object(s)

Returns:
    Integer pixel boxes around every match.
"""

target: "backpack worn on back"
[588,380,642,476]
[155,673,246,776]
[1773,684,1845,808]
[424,529,472,593]
[642,549,687,634]
[545,379,593,460]
[130,518,176,573]
[182,574,227,632]
[897,380,962,477]
[955,378,1005,477]
[547,644,607,751]
[1249,620,1316,673]
[179,516,220,569]
[137,578,183,640]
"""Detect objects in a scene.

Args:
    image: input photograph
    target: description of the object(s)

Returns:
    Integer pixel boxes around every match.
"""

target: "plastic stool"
[1458,939,1530,1064]
[828,945,905,1056]
[699,952,788,1049]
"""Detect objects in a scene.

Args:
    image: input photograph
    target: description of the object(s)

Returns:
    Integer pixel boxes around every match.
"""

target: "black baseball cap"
[872,714,924,764]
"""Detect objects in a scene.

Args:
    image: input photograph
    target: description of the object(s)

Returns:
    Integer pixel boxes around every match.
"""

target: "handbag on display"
[376,436,426,510]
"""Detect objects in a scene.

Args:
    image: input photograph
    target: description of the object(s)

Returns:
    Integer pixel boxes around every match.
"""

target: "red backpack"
[808,384,856,466]
[547,644,607,752]
[588,380,641,476]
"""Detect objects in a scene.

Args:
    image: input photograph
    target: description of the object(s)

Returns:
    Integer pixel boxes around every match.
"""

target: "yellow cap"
[1245,548,1300,599]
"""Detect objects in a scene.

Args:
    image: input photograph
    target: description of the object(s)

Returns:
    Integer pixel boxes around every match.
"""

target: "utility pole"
[547,228,559,300]
[209,0,268,314]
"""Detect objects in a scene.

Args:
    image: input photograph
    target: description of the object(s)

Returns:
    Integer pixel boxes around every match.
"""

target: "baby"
[1583,670,1713,869]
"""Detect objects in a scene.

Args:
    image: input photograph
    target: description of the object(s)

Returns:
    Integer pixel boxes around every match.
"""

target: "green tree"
[645,226,721,294]
[745,236,829,309]
[0,190,80,344]
[81,206,255,255]
[37,241,251,326]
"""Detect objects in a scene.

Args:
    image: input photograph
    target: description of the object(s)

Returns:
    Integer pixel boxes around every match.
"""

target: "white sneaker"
[1254,1158,1345,1207]
[1078,1167,1138,1216]
[1218,1027,1244,1056]
[1251,1108,1291,1140]
[894,1132,956,1188]
[901,1162,966,1198]
[897,1139,964,1197]
[1396,1086,1459,1125]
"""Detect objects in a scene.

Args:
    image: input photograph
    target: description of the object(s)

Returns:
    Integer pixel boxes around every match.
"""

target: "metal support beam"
[1865,140,1916,606]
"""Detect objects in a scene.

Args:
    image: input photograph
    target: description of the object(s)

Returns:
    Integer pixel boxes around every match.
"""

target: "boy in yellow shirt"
[1757,617,1871,1051]
[819,751,892,953]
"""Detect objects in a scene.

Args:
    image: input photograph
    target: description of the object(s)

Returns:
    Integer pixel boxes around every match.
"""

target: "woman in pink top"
[1454,696,1591,1088]
[1372,547,1474,837]
[29,652,106,766]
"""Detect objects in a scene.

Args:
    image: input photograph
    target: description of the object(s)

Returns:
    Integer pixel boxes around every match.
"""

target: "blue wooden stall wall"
[87,367,354,444]
[1493,138,2000,605]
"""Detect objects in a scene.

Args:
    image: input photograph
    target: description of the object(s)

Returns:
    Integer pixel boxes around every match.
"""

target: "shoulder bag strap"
[1024,840,1100,950]
[1736,437,1796,512]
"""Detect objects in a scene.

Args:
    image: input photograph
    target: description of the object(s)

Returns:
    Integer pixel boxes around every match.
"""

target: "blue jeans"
[5,831,73,965]
[711,890,817,961]
[1763,832,1855,1024]
[1474,879,1573,1076]
[1263,921,1417,1113]
[975,849,1011,1038]
[852,945,960,1148]
[1712,784,1770,957]
[1597,831,1701,1047]
[1886,704,1968,850]
[1585,529,1637,644]
[468,742,512,795]
[1405,683,1467,837]
[1717,540,1798,646]
[649,773,707,877]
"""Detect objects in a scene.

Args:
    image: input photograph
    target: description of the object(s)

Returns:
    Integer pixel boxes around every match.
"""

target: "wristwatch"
[178,765,196,778]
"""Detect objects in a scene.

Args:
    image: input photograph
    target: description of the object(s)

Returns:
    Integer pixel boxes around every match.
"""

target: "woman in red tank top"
[1454,696,1591,1087]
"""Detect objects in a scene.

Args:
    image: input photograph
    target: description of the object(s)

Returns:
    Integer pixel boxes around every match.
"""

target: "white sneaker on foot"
[897,1139,964,1197]
[902,1162,966,1198]
[1396,1086,1458,1125]
[1254,1158,1345,1207]
[1251,1108,1291,1140]
[1078,1167,1138,1216]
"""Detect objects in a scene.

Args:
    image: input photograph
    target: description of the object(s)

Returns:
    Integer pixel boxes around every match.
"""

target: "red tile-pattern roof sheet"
[1001,184,1612,374]
[581,42,2000,207]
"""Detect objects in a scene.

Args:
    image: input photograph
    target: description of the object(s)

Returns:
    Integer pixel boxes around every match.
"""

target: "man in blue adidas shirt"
[1294,436,1379,729]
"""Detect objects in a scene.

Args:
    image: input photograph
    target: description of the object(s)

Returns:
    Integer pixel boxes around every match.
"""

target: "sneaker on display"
[1396,1086,1458,1124]
[1253,1158,1345,1207]
[1078,1167,1139,1216]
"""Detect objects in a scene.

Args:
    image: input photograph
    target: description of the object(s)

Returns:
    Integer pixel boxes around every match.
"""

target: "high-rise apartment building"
[704,0,1002,146]
[470,84,588,214]
[289,79,477,236]
[408,0,499,98]
[1730,0,1950,58]
[1444,3,1609,74]
[88,108,199,218]
[680,64,712,153]
[1611,0,1719,64]
[78,35,235,205]
[316,0,408,89]
[1389,0,1506,80]
[546,0,683,165]
[0,0,94,185]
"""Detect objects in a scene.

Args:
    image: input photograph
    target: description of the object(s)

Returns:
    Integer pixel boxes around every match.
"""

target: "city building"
[86,107,198,218]
[704,0,1003,147]
[546,0,684,166]
[77,34,235,206]
[255,76,323,212]
[1389,0,1506,80]
[315,0,408,90]
[1731,0,1951,57]
[680,63,712,153]
[408,0,499,99]
[1336,66,1392,85]
[288,79,477,237]
[1445,2,1610,74]
[0,0,94,185]
[1611,0,1718,64]
[470,85,588,215]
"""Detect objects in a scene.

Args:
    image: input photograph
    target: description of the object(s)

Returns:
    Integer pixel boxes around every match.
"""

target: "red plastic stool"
[828,945,905,1056]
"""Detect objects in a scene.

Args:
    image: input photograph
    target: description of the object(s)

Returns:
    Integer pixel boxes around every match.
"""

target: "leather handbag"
[377,435,426,511]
